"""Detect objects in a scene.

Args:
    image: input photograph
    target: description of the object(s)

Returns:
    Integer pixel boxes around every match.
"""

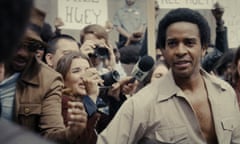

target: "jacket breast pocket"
[221,117,238,142]
[155,126,190,144]
[18,104,42,131]
[221,117,238,131]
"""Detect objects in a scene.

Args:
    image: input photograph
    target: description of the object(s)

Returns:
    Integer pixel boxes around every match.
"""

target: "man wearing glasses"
[1,8,87,144]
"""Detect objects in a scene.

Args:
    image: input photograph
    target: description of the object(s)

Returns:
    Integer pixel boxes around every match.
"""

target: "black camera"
[101,70,120,87]
[98,70,120,103]
[88,45,109,59]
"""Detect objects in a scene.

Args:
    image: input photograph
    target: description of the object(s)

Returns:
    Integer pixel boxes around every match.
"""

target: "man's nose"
[175,43,187,56]
[16,47,29,56]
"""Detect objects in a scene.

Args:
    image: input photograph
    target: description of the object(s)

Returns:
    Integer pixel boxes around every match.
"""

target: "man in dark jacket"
[201,2,229,73]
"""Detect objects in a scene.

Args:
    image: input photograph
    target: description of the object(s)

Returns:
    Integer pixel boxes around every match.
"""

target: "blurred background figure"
[119,44,141,76]
[214,49,235,83]
[79,24,116,75]
[112,48,127,79]
[104,20,114,33]
[113,0,146,48]
[40,17,65,43]
[201,2,229,74]
[27,7,47,60]
[44,34,80,69]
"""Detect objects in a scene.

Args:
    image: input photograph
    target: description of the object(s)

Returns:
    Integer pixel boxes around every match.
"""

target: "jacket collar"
[20,57,41,86]
[200,69,227,91]
[156,68,227,102]
[156,69,180,102]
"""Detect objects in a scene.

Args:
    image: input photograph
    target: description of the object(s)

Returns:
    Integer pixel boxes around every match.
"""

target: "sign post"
[147,0,156,60]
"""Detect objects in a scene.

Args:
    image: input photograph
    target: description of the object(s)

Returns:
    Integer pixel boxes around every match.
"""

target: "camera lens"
[96,47,108,58]
[101,70,120,87]
[94,46,109,59]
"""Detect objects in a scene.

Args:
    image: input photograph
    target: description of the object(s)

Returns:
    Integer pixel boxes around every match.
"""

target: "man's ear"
[45,53,54,67]
[201,45,208,57]
[160,48,166,57]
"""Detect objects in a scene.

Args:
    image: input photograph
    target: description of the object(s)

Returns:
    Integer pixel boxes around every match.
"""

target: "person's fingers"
[118,76,132,85]
[67,101,87,131]
[83,73,103,86]
[111,82,121,91]
[68,109,87,119]
[68,101,85,110]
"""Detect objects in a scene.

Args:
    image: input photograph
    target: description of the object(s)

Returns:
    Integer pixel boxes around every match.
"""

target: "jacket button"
[24,107,30,114]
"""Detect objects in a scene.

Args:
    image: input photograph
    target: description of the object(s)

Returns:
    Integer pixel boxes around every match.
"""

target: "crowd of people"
[1,0,240,144]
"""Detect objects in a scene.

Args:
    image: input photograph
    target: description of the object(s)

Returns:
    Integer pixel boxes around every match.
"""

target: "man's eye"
[72,70,79,73]
[167,41,177,47]
[63,51,71,55]
[72,68,82,73]
[185,40,196,47]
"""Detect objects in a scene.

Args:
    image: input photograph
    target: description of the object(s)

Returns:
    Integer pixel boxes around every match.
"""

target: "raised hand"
[82,68,104,103]
[67,100,87,137]
[211,2,224,24]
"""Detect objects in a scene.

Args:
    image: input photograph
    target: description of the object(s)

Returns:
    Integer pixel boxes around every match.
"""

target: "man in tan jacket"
[1,8,87,144]
[98,8,240,144]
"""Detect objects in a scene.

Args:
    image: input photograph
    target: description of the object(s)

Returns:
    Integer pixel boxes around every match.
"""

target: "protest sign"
[58,0,108,30]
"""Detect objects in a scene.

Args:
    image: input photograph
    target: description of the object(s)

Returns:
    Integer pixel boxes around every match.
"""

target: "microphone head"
[138,55,155,72]
[131,55,155,82]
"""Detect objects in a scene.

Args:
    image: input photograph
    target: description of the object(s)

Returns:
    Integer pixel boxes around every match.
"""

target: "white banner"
[157,0,217,9]
[58,0,108,30]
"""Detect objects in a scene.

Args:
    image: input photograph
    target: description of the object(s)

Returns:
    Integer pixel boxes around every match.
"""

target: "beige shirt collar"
[156,68,227,102]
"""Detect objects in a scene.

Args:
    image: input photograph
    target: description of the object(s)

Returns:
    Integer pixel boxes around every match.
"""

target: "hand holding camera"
[88,45,110,59]
[80,39,116,71]
[98,70,121,100]
[80,40,111,59]
[79,40,96,58]
[82,68,104,103]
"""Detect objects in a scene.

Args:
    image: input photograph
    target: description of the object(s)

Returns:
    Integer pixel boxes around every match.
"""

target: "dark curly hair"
[156,8,210,49]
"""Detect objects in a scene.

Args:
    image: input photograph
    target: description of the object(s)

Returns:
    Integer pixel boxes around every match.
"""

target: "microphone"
[129,55,155,83]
